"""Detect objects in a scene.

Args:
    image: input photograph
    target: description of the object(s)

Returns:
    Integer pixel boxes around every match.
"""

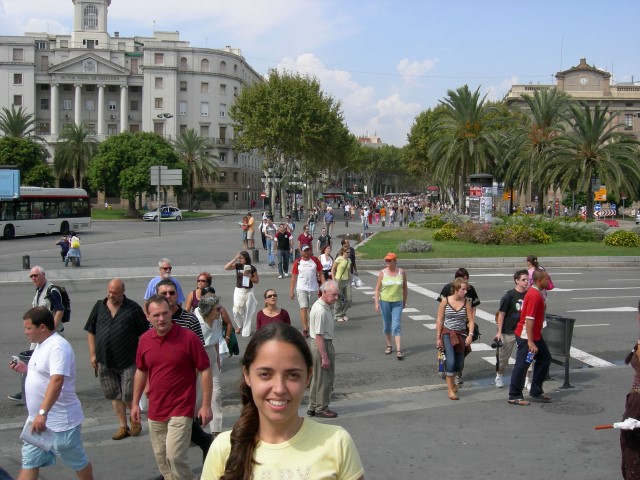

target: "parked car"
[143,206,183,221]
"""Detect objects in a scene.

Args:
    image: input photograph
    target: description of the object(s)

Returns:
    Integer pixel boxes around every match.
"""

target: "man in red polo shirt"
[508,269,552,405]
[131,295,212,480]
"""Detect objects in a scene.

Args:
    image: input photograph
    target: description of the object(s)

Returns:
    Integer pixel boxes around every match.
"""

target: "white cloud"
[397,57,439,84]
[485,76,519,102]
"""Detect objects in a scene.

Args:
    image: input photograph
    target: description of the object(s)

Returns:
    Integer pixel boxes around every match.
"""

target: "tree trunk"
[586,182,594,221]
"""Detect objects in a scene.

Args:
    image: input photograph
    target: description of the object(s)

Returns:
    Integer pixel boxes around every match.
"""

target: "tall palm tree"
[539,102,640,220]
[427,85,499,211]
[502,88,572,212]
[0,106,39,138]
[172,129,218,211]
[54,124,98,188]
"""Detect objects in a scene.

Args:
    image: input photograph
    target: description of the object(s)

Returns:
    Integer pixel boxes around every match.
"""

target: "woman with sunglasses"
[374,252,408,360]
[184,272,214,312]
[224,251,259,337]
[256,289,291,330]
[194,294,232,439]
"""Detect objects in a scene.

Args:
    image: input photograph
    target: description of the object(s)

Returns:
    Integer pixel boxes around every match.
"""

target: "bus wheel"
[3,224,15,239]
[60,222,70,235]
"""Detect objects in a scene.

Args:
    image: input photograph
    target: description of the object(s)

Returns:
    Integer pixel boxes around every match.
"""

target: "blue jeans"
[509,336,552,400]
[276,249,289,276]
[309,221,316,236]
[442,333,465,376]
[380,300,403,336]
[266,238,274,264]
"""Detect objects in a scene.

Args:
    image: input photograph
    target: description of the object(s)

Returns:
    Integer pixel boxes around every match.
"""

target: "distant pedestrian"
[184,271,214,312]
[274,224,293,279]
[55,235,70,262]
[324,207,335,235]
[65,233,81,267]
[374,252,407,360]
[332,246,353,322]
[224,251,259,337]
[143,258,186,307]
[256,289,291,330]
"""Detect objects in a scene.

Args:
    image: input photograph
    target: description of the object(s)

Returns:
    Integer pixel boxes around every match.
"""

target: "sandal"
[385,345,393,355]
[396,350,404,360]
[508,399,530,406]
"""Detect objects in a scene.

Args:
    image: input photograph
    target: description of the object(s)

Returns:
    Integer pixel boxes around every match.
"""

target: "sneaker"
[306,410,316,417]
[284,273,289,277]
[314,409,338,418]
[454,375,463,385]
[112,426,131,440]
[277,275,283,279]
[130,419,142,437]
[495,373,504,388]
[7,392,22,402]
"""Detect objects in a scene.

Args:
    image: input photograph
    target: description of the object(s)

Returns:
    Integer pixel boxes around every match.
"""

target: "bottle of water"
[526,351,535,363]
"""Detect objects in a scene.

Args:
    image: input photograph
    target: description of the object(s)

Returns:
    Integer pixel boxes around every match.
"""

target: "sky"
[2,0,640,147]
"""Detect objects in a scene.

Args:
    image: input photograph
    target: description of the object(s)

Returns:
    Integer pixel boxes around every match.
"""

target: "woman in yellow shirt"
[374,252,408,360]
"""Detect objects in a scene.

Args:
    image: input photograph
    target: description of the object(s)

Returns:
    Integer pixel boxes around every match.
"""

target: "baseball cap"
[384,252,397,261]
[301,245,310,251]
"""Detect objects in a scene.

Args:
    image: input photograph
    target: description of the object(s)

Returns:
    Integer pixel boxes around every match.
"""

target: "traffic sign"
[594,204,602,211]
[610,203,616,210]
[260,191,267,199]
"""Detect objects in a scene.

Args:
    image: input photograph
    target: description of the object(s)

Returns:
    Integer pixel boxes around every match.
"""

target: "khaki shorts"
[247,230,255,240]
[296,289,318,309]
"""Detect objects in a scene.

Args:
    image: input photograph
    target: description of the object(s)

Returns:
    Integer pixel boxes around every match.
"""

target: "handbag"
[228,330,240,357]
[437,349,446,378]
[351,274,363,288]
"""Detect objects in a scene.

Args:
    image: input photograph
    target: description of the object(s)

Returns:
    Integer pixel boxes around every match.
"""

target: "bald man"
[84,279,149,440]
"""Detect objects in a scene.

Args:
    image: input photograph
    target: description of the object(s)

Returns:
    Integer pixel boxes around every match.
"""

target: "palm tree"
[502,88,571,213]
[427,85,499,211]
[172,129,218,211]
[539,102,640,220]
[0,106,39,138]
[54,124,98,188]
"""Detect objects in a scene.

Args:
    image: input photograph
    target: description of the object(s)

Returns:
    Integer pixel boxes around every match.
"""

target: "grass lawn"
[356,228,640,259]
[91,209,211,220]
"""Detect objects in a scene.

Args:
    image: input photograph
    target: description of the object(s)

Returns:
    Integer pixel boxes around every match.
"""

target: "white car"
[143,206,183,221]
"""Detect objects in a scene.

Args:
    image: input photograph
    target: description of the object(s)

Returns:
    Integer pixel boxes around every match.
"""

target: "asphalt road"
[1,214,637,426]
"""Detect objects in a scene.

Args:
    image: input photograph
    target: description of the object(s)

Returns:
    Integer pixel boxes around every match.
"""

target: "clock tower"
[71,0,112,49]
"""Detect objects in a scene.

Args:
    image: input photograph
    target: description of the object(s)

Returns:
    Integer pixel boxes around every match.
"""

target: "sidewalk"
[0,365,630,479]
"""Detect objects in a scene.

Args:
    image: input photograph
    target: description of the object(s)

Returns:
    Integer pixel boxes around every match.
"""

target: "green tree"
[23,162,56,187]
[230,69,351,216]
[428,85,499,210]
[54,124,98,188]
[0,136,49,182]
[539,102,640,220]
[0,106,40,139]
[172,129,218,211]
[88,132,181,217]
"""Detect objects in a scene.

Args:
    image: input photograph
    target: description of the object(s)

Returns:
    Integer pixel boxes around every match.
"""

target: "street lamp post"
[247,184,251,211]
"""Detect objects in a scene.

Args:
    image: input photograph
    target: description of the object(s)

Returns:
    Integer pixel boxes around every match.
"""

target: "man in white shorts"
[289,245,324,338]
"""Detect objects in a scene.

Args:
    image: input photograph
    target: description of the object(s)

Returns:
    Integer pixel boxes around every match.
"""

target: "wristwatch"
[38,408,47,416]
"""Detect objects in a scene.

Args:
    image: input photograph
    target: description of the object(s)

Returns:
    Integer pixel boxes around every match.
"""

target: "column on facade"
[119,85,128,133]
[74,84,82,126]
[97,84,105,137]
[50,83,59,137]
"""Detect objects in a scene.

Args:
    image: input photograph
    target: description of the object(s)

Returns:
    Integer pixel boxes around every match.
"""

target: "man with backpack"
[8,266,70,402]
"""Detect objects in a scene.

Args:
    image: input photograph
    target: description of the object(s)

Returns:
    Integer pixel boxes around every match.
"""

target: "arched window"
[180,57,188,70]
[200,59,209,72]
[234,64,238,74]
[83,5,98,30]
[220,61,226,73]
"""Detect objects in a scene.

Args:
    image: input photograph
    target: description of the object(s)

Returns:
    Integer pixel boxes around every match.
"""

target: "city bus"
[0,187,91,239]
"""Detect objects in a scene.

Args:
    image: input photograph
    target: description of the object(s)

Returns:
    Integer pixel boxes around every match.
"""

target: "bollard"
[345,220,349,227]
[22,255,30,270]
[382,219,385,228]
[251,248,259,263]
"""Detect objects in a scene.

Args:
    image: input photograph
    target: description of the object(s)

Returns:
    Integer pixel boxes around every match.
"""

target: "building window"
[180,57,188,70]
[108,101,117,111]
[201,82,209,94]
[130,124,140,132]
[220,84,226,95]
[86,39,97,49]
[40,99,49,110]
[13,48,24,61]
[180,81,187,92]
[13,73,22,85]
[35,40,47,49]
[220,61,226,73]
[218,173,227,183]
[155,98,163,109]
[624,114,634,129]
[219,126,227,140]
[154,123,163,135]
[201,59,209,72]
[83,5,99,29]
[233,172,238,182]
[108,85,117,93]
[200,102,209,116]
[13,95,23,106]
[107,124,118,135]
[60,40,68,48]
[234,86,238,97]
[200,125,210,136]
[179,101,187,115]
[220,103,227,117]
[130,86,140,93]
[40,84,50,91]
[130,100,139,111]
[63,84,72,91]
[180,124,187,133]
[154,53,164,66]
[85,100,95,111]
[37,123,50,135]
[155,77,163,89]
[219,153,226,162]
[86,85,95,92]
[118,42,126,51]
[233,154,239,164]
[87,123,96,135]
[63,100,72,110]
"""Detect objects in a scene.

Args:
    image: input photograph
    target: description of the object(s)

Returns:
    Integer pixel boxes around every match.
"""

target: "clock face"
[579,77,589,86]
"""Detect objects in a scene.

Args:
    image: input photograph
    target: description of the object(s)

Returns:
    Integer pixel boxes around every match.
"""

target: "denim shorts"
[22,424,89,471]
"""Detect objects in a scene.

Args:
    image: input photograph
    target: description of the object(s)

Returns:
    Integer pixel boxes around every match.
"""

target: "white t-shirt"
[194,307,223,347]
[294,257,321,292]
[25,332,84,432]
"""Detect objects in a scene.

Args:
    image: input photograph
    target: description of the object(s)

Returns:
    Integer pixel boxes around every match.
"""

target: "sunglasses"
[161,267,172,271]
[160,291,177,296]
[266,294,278,299]
[385,259,395,262]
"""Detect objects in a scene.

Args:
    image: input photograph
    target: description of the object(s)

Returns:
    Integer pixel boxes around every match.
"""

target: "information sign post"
[150,166,183,237]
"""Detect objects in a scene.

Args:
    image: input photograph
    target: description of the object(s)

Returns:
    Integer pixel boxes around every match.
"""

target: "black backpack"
[46,284,71,323]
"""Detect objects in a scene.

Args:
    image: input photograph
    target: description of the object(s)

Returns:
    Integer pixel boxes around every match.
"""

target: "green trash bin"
[544,314,576,388]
